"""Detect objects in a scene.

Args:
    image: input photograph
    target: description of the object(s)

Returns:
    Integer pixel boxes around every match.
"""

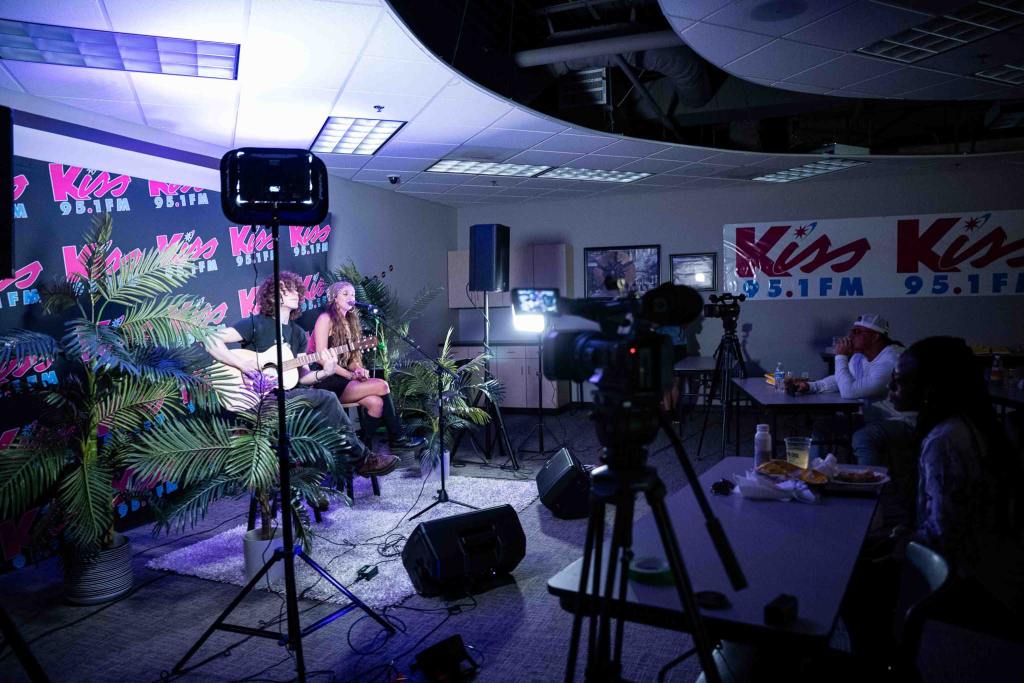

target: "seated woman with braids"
[310,281,424,450]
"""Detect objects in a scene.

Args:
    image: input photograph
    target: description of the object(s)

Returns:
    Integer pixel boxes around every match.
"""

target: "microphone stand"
[361,308,477,521]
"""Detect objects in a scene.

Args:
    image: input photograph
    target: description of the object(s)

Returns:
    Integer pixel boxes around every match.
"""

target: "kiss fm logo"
[229,224,332,266]
[237,272,328,318]
[12,174,28,219]
[0,260,42,310]
[49,164,132,216]
[156,230,220,275]
[149,181,209,210]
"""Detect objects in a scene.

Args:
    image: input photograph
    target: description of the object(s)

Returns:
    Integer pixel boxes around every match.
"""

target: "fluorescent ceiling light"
[752,158,868,183]
[310,117,405,155]
[426,160,550,177]
[0,18,239,79]
[976,63,1024,86]
[537,167,650,182]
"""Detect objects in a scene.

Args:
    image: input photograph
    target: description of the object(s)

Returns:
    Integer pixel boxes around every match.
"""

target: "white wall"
[457,165,1023,376]
[325,177,457,354]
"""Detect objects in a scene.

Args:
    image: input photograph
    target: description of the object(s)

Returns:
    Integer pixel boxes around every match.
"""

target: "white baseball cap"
[853,313,890,336]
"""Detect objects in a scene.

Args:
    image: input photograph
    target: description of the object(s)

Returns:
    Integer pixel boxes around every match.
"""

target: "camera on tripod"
[702,292,745,320]
[511,283,704,399]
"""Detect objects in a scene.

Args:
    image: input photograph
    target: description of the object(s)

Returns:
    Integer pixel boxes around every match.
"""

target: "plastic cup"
[784,437,812,469]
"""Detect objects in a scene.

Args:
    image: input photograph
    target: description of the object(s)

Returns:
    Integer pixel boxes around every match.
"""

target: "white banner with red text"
[722,210,1024,301]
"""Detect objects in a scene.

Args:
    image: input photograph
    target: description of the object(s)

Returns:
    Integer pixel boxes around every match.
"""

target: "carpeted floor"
[0,409,737,683]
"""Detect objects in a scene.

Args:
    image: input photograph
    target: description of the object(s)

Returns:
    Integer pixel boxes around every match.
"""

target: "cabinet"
[446,343,569,410]
[447,243,572,309]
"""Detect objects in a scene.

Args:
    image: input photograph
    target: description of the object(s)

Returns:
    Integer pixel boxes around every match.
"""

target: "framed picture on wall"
[583,244,660,298]
[670,252,717,292]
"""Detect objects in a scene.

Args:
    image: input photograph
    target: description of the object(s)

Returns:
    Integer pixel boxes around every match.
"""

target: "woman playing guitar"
[311,281,424,450]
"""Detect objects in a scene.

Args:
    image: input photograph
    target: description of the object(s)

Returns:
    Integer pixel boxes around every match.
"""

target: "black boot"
[382,394,425,449]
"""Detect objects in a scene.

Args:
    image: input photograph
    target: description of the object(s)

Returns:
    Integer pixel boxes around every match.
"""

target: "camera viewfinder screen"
[512,288,559,315]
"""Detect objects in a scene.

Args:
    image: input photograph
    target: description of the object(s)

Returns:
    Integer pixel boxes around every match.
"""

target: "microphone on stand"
[353,301,380,315]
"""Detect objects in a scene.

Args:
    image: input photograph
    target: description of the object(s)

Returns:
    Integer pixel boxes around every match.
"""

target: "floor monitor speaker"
[537,448,590,519]
[402,504,525,596]
[468,223,509,292]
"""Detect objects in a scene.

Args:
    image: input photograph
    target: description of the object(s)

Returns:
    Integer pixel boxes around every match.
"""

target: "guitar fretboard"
[283,337,375,370]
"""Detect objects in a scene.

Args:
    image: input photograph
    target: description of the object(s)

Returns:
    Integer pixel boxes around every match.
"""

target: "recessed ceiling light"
[310,117,406,155]
[538,167,650,182]
[0,18,239,79]
[425,160,550,177]
[752,158,867,183]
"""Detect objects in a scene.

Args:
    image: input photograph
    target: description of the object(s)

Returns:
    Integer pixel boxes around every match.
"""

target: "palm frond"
[398,285,442,324]
[99,241,195,306]
[117,294,216,347]
[121,417,235,488]
[94,378,184,432]
[83,214,113,286]
[40,277,81,316]
[62,321,138,375]
[149,475,238,537]
[0,437,68,518]
[0,329,62,365]
[58,459,114,550]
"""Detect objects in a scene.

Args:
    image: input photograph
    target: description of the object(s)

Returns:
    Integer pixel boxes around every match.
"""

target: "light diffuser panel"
[310,118,406,156]
[425,160,550,177]
[538,167,650,182]
[752,158,867,183]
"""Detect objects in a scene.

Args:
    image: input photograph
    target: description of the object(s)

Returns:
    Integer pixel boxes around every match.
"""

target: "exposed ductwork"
[514,31,715,109]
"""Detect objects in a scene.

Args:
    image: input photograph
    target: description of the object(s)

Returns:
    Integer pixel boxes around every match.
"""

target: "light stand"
[360,309,477,521]
[517,319,560,460]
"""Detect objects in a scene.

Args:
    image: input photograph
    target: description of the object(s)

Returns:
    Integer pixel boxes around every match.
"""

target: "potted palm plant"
[0,215,219,604]
[122,390,353,582]
[391,328,502,474]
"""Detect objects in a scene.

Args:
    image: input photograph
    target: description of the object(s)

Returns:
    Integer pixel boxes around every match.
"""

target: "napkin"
[733,471,818,503]
[811,453,839,478]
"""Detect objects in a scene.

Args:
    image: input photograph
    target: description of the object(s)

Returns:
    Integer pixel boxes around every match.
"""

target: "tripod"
[361,309,477,521]
[173,217,394,682]
[449,291,518,470]
[517,327,561,459]
[695,314,747,461]
[565,400,746,683]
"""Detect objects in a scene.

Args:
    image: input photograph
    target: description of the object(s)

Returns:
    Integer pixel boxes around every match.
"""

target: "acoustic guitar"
[211,335,378,411]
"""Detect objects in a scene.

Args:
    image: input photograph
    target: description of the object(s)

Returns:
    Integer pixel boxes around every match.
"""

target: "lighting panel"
[752,158,868,183]
[425,160,550,177]
[537,167,650,182]
[310,118,406,155]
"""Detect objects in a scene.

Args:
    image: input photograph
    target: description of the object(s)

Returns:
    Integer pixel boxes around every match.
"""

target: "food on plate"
[833,469,885,484]
[799,469,829,485]
[756,460,801,477]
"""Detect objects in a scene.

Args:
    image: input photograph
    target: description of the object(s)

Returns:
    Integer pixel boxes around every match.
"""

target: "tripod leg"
[565,497,602,683]
[586,501,605,679]
[696,349,728,460]
[646,494,722,683]
[612,498,636,676]
[490,398,519,470]
[594,502,628,678]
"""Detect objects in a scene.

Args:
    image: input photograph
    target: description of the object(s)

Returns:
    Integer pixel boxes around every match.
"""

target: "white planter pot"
[420,449,451,480]
[243,527,284,584]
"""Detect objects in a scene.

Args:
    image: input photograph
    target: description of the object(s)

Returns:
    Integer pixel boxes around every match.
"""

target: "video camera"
[511,284,703,399]
[702,292,745,320]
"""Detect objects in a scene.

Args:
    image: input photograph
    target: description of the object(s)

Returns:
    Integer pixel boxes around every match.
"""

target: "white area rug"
[147,472,539,608]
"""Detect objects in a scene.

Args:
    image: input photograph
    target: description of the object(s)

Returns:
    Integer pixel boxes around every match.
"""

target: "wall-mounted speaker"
[468,223,510,292]
[536,448,590,519]
[402,504,525,596]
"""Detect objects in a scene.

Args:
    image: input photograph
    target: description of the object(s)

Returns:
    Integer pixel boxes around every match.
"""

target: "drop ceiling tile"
[327,168,358,180]
[234,86,337,147]
[447,185,506,196]
[361,157,436,172]
[880,1,975,14]
[914,33,1024,78]
[563,155,636,170]
[490,108,569,133]
[700,150,763,166]
[685,177,745,188]
[50,97,144,125]
[393,121,485,145]
[615,158,687,173]
[343,57,452,97]
[631,174,698,186]
[504,150,583,166]
[903,77,1007,100]
[532,133,614,154]
[363,14,434,63]
[463,175,527,187]
[540,189,599,198]
[516,177,589,190]
[141,103,236,147]
[650,146,717,162]
[849,67,955,96]
[464,128,555,149]
[353,169,403,184]
[377,141,457,159]
[415,96,511,129]
[776,82,832,95]
[331,90,430,121]
[396,181,455,192]
[660,0,736,21]
[681,23,775,67]
[594,139,672,157]
[445,145,519,162]
[130,72,240,106]
[706,0,857,37]
[5,62,136,100]
[665,162,733,177]
[103,0,248,43]
[320,154,372,169]
[726,39,843,81]
[412,171,476,185]
[786,53,898,89]
[667,15,695,34]
[786,0,928,51]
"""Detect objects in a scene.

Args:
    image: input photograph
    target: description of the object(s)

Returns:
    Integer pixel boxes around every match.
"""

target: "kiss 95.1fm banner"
[722,210,1024,302]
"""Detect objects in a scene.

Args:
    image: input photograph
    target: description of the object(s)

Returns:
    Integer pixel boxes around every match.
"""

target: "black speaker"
[468,223,509,292]
[537,448,590,519]
[220,148,328,226]
[0,106,12,278]
[402,504,525,596]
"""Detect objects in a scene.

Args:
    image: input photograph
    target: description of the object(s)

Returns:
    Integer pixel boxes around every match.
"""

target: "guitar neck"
[285,339,369,370]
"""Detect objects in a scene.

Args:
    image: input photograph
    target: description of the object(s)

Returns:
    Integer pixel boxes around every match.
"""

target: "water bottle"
[754,424,772,467]
[990,355,1004,387]
[773,361,785,392]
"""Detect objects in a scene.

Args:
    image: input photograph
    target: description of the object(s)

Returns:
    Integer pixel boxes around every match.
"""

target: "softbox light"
[220,148,328,226]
